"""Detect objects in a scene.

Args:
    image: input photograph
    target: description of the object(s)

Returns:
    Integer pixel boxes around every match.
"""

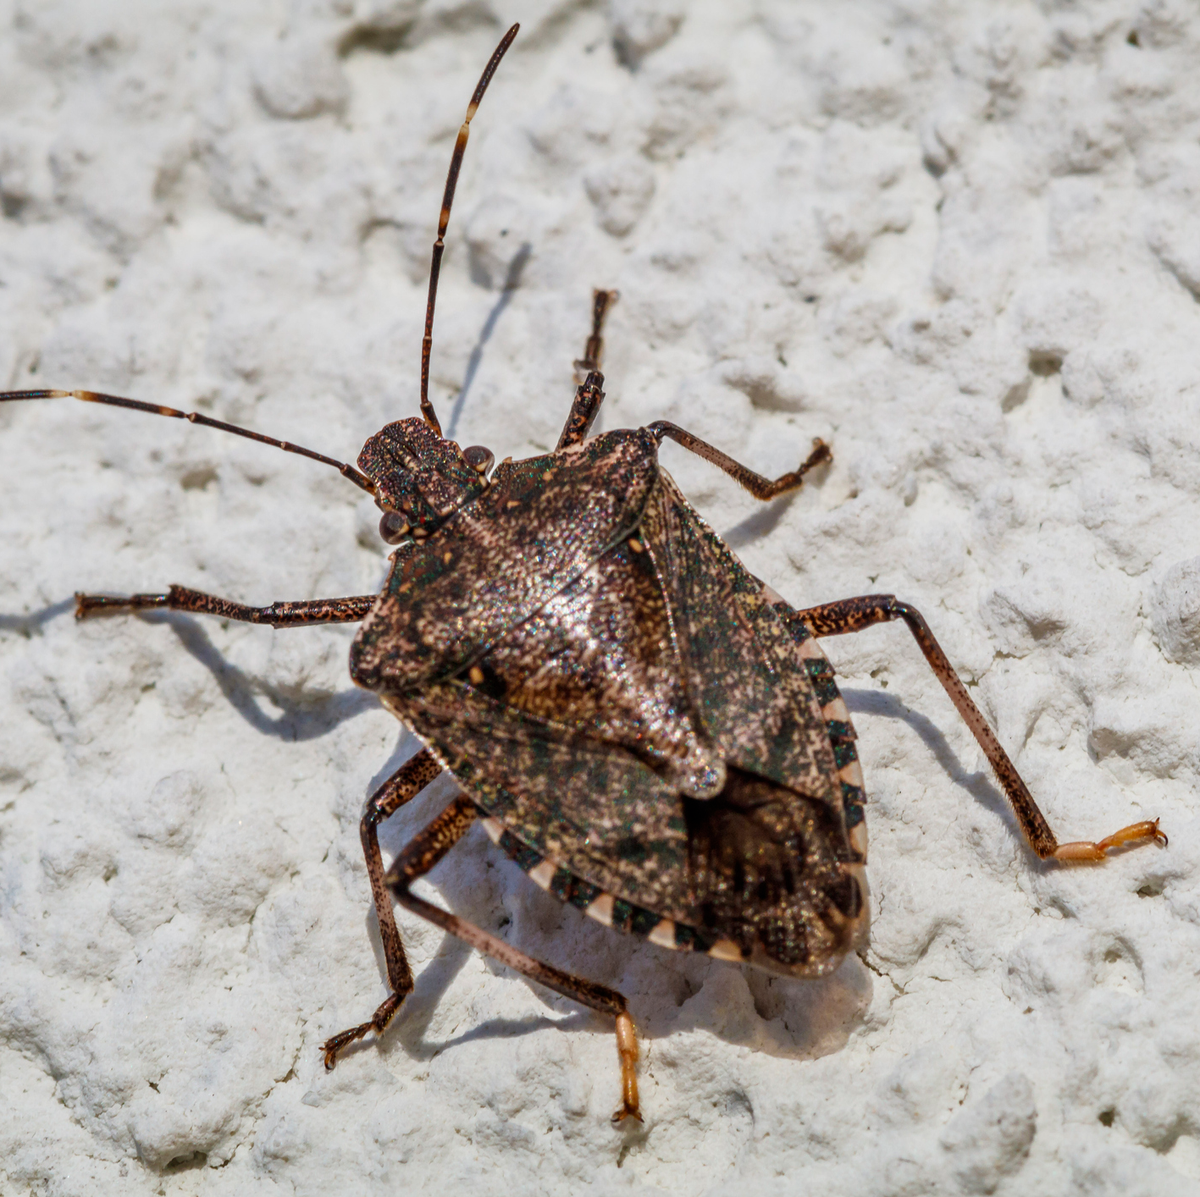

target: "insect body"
[1,25,1167,1124]
[356,414,868,978]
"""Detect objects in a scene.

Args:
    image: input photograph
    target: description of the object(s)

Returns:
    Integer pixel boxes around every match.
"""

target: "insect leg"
[389,795,642,1123]
[74,585,375,627]
[648,421,831,500]
[321,749,444,1069]
[573,288,619,380]
[555,371,606,450]
[556,290,619,448]
[789,594,1167,863]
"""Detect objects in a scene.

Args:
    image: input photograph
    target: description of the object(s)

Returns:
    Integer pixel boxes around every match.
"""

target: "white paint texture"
[2,1,1199,1193]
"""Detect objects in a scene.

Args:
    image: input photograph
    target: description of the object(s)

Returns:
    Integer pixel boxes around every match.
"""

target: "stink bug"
[0,24,1168,1125]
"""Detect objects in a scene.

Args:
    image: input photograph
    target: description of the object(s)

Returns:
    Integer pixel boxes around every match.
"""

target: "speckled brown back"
[352,428,659,690]
[356,434,867,976]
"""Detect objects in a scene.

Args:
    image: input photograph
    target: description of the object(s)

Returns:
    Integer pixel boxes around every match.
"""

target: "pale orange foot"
[1053,819,1168,862]
[611,1011,643,1124]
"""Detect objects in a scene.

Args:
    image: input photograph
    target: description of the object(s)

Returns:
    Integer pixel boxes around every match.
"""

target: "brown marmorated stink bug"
[0,25,1168,1123]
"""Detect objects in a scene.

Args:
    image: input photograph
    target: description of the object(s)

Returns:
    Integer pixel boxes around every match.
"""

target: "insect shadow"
[719,491,796,549]
[1,598,376,739]
[0,598,77,635]
[139,609,378,739]
[381,863,874,1066]
[842,686,1012,825]
[357,741,873,1068]
[444,240,532,441]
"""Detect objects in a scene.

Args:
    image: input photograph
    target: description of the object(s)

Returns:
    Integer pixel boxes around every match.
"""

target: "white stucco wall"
[2,1,1199,1193]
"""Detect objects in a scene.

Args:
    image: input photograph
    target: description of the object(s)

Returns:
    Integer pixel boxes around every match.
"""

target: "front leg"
[75,584,376,627]
[789,594,1167,863]
[648,422,831,501]
[573,287,618,381]
[556,288,619,450]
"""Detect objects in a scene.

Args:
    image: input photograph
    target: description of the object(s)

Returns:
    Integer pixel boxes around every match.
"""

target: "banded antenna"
[0,23,523,488]
[419,23,519,436]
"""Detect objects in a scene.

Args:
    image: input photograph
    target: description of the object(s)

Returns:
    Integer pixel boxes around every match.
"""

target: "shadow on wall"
[151,611,379,739]
[0,597,76,634]
[14,599,887,1066]
[360,802,876,1069]
[2,599,379,740]
[370,864,876,1068]
[343,681,1041,1069]
[445,242,532,441]
[842,685,1014,833]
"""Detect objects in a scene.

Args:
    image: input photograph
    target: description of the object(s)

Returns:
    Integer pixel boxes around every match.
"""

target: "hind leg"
[321,750,444,1067]
[388,795,642,1122]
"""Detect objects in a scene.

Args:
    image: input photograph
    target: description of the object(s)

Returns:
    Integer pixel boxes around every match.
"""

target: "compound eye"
[378,511,411,544]
[462,445,494,474]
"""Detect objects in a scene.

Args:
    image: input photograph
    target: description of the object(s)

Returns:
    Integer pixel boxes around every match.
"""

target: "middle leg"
[76,584,376,627]
[789,594,1166,862]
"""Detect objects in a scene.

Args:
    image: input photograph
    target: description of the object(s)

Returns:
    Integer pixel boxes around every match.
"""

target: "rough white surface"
[2,1,1199,1193]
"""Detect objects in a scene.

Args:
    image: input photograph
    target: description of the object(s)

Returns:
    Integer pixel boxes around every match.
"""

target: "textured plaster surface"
[2,1,1200,1194]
